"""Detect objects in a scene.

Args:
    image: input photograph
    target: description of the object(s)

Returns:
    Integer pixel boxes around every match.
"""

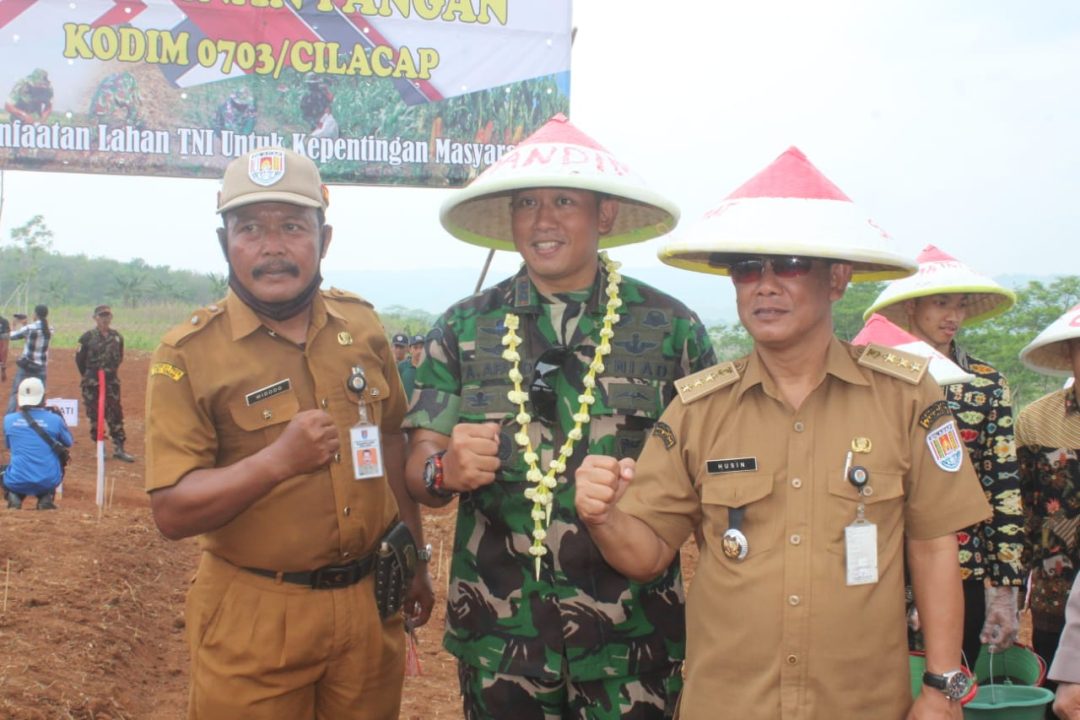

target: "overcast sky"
[1,0,1077,296]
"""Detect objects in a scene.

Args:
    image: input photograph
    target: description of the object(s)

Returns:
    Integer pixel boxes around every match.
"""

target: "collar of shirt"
[736,336,870,402]
[225,289,336,342]
[499,258,609,317]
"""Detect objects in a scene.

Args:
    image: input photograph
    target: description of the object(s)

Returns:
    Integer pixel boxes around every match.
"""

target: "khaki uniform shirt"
[145,290,405,570]
[619,338,992,720]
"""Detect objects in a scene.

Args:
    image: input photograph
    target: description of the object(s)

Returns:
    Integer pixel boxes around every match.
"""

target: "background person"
[577,147,992,719]
[1017,302,1080,710]
[864,245,1024,664]
[3,377,71,510]
[144,147,433,719]
[404,114,716,719]
[399,333,425,400]
[5,68,53,123]
[7,305,52,414]
[391,332,409,363]
[0,312,9,382]
[76,304,135,462]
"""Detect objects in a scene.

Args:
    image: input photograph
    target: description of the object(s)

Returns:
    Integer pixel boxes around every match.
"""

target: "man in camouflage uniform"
[76,305,134,462]
[404,115,716,719]
[213,86,258,135]
[5,68,52,123]
[89,72,140,125]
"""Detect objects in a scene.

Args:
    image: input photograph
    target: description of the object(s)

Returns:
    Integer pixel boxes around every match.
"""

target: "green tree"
[832,281,886,341]
[708,321,752,361]
[5,215,55,311]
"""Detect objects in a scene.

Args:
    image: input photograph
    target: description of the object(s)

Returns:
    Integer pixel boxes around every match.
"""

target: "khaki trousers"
[186,551,404,720]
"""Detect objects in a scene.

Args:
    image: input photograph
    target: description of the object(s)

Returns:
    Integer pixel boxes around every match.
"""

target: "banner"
[0,0,572,187]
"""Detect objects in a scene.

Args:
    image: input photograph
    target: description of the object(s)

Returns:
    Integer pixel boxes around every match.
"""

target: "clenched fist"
[266,410,340,478]
[575,455,635,526]
[443,422,501,492]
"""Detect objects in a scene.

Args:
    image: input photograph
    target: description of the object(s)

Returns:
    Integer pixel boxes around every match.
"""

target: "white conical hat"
[1020,302,1080,377]
[658,147,915,282]
[439,114,678,251]
[863,245,1016,325]
[852,314,975,385]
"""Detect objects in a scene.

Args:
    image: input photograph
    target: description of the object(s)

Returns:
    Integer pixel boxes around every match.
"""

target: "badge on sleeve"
[919,400,951,429]
[926,420,964,472]
[651,421,676,450]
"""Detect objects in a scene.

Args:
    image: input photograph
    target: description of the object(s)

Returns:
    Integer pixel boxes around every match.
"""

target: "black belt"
[242,554,375,590]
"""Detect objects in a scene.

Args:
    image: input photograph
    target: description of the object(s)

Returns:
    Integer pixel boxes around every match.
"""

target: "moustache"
[252,261,301,279]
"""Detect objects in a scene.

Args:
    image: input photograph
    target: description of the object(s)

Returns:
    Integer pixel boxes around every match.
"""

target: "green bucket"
[972,644,1046,687]
[909,653,926,698]
[962,685,1055,720]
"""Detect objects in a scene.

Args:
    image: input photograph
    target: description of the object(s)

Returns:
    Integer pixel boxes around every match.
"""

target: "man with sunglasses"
[403,115,716,719]
[864,247,1023,669]
[576,148,991,719]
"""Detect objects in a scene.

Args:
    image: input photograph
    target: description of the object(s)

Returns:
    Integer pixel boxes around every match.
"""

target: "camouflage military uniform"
[76,327,126,444]
[404,261,716,714]
[89,72,140,125]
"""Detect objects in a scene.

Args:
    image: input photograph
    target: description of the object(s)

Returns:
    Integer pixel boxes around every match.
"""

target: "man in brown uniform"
[145,147,432,720]
[576,147,992,719]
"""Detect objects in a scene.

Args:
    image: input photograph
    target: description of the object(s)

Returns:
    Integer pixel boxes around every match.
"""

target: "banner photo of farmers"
[0,0,571,186]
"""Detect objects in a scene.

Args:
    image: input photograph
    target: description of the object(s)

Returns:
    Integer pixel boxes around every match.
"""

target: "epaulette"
[325,287,373,308]
[675,361,741,404]
[856,343,929,385]
[160,302,226,347]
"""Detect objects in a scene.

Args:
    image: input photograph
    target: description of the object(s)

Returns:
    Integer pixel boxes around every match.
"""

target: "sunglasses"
[528,345,573,426]
[727,256,817,284]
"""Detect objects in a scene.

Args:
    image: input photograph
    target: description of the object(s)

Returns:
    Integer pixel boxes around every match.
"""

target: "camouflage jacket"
[76,328,124,378]
[404,261,716,681]
[946,345,1024,585]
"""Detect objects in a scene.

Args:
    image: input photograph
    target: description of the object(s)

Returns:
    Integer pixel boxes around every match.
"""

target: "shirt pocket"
[825,468,905,555]
[337,371,390,428]
[701,473,780,560]
[227,389,300,447]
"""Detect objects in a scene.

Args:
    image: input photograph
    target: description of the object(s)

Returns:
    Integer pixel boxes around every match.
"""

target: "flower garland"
[501,252,623,579]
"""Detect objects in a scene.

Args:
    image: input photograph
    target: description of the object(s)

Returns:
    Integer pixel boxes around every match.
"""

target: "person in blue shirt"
[3,377,72,510]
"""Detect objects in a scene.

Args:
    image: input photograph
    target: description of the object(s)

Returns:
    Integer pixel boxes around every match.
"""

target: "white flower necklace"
[501,252,623,579]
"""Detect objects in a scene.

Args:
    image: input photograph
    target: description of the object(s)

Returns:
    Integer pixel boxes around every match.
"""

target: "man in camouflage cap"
[403,114,716,719]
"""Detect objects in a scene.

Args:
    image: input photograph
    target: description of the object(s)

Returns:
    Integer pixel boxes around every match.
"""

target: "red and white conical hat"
[1020,302,1080,377]
[852,314,975,385]
[863,245,1016,325]
[658,147,915,282]
[440,114,678,251]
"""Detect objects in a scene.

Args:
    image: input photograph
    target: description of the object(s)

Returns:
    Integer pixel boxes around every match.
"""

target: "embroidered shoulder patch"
[926,420,964,473]
[150,362,185,381]
[919,400,951,429]
[651,421,676,450]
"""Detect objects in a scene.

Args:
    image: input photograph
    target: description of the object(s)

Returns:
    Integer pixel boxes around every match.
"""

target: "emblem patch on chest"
[706,457,758,474]
[926,420,964,472]
[245,379,292,406]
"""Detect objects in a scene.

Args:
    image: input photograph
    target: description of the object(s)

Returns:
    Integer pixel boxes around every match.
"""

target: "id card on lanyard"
[347,364,384,480]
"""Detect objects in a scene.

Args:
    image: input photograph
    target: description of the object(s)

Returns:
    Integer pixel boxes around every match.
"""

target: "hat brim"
[440,169,679,250]
[217,191,324,214]
[657,198,916,282]
[863,269,1016,325]
[1020,310,1080,376]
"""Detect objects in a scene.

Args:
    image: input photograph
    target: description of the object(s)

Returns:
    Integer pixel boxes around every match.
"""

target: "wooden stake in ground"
[3,558,10,613]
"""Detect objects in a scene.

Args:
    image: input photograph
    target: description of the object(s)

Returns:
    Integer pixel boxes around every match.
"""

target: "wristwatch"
[417,543,433,562]
[922,669,971,701]
[423,450,455,499]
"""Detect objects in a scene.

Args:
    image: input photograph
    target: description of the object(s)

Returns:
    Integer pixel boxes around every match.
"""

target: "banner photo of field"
[0,0,571,187]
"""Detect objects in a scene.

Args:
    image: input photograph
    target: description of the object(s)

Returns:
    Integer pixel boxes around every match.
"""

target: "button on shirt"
[618,338,992,720]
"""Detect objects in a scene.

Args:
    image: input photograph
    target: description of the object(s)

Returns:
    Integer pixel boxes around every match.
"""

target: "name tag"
[245,379,291,406]
[706,457,758,474]
[350,424,384,480]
